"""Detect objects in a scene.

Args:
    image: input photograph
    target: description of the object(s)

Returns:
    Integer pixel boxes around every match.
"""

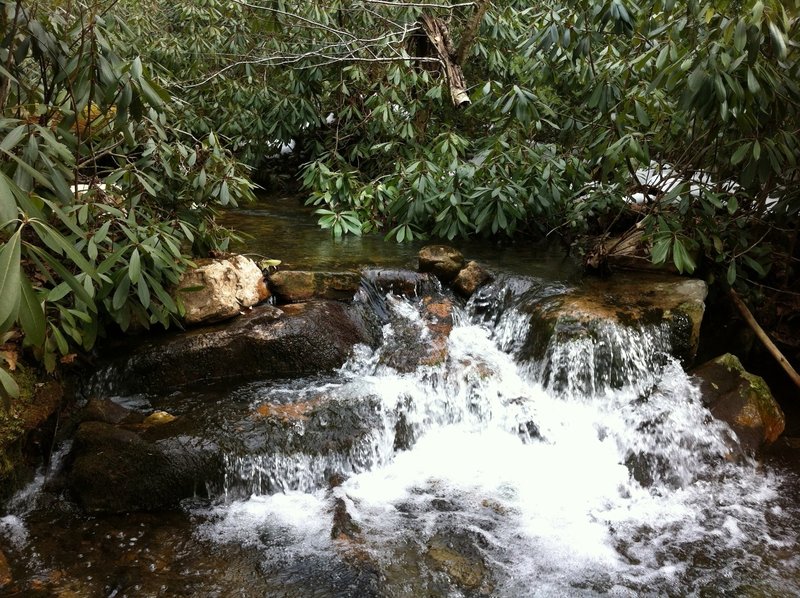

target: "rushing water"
[1,200,799,595]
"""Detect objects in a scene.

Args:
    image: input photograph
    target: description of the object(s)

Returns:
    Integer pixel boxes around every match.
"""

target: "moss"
[0,365,38,481]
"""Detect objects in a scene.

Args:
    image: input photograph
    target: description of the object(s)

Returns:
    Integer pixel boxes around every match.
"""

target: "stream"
[1,196,799,597]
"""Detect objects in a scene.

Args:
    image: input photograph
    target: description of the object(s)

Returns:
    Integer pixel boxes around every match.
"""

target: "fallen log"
[729,287,800,392]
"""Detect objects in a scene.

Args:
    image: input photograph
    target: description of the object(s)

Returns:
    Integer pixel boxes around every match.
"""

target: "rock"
[142,411,177,427]
[361,269,440,298]
[175,255,269,324]
[418,245,465,282]
[452,261,492,297]
[484,273,707,365]
[80,397,143,425]
[331,497,361,541]
[425,531,493,595]
[268,270,361,304]
[692,354,785,452]
[66,420,220,513]
[381,294,455,372]
[1,378,63,489]
[92,301,379,395]
[0,549,11,588]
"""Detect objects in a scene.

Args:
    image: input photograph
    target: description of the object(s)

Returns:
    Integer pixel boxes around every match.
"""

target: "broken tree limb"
[729,287,800,391]
[417,14,471,107]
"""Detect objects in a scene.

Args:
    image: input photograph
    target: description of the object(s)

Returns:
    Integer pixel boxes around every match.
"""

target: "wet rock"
[453,261,492,298]
[418,245,465,282]
[1,378,63,488]
[142,411,177,427]
[175,255,269,324]
[361,269,439,298]
[331,497,361,541]
[381,295,455,372]
[0,548,11,588]
[268,270,361,303]
[66,420,221,513]
[426,531,493,595]
[81,397,143,425]
[253,396,382,457]
[95,301,379,394]
[505,274,708,364]
[693,353,785,452]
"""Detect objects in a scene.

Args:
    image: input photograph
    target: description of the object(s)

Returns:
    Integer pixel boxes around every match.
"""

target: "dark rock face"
[418,245,465,282]
[268,270,361,303]
[94,301,379,395]
[67,420,221,513]
[693,353,785,452]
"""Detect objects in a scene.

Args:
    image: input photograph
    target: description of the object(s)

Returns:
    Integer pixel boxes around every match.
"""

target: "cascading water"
[195,278,799,596]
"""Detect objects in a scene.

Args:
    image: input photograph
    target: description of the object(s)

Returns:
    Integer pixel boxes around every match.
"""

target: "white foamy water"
[199,287,799,596]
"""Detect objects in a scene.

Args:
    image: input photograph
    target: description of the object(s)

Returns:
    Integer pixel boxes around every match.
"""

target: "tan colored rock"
[693,353,785,452]
[525,274,708,364]
[175,255,269,324]
[418,245,465,282]
[268,271,361,304]
[0,548,12,588]
[142,411,177,427]
[426,534,493,595]
[453,260,492,297]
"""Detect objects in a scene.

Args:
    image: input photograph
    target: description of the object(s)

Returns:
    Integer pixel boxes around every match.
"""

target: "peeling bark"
[409,0,489,108]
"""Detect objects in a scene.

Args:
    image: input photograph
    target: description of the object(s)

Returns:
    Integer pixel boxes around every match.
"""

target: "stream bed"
[1,197,799,597]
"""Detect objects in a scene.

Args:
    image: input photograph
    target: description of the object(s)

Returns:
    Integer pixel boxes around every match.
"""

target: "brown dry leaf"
[60,353,77,365]
[1,350,18,371]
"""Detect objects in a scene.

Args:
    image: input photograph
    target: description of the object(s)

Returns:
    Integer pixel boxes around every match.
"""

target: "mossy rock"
[0,366,63,493]
[692,353,785,452]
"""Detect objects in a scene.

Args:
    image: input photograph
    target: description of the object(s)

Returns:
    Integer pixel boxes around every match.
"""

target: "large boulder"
[692,353,785,452]
[92,301,380,395]
[268,270,361,304]
[418,245,465,282]
[506,274,708,365]
[175,255,269,324]
[66,419,221,513]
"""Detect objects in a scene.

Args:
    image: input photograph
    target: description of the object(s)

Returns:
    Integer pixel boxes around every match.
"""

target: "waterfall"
[199,278,797,596]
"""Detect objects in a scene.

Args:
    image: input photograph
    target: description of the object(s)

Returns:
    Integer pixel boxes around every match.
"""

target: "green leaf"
[0,229,22,329]
[672,238,696,274]
[0,366,19,400]
[731,143,751,165]
[727,260,737,285]
[112,276,131,311]
[18,274,45,347]
[129,248,141,284]
[651,237,671,264]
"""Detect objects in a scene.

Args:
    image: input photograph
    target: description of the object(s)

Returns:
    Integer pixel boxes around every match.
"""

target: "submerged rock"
[268,270,361,303]
[175,255,269,324]
[418,245,465,282]
[425,531,493,595]
[66,420,220,513]
[693,353,785,452]
[94,301,379,394]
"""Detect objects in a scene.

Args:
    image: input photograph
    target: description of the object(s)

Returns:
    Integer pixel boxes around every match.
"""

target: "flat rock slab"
[268,271,361,304]
[518,274,707,364]
[95,301,379,395]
